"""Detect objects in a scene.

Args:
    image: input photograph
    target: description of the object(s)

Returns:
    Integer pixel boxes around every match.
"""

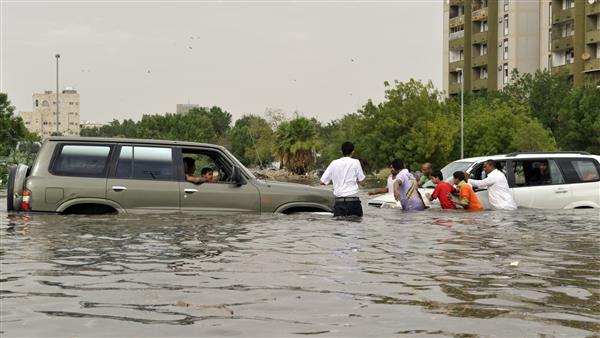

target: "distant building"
[443,0,600,95]
[176,103,200,114]
[80,120,106,130]
[20,88,81,138]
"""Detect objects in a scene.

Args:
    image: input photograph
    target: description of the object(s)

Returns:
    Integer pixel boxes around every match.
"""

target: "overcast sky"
[1,0,443,124]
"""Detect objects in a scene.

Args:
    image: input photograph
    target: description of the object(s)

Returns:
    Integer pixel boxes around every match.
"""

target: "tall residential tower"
[444,0,600,95]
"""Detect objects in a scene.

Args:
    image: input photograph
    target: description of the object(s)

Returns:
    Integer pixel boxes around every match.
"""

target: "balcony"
[552,63,575,75]
[587,0,600,15]
[472,8,488,21]
[552,35,575,51]
[449,38,465,50]
[586,30,600,44]
[449,15,465,28]
[449,60,464,72]
[584,58,600,72]
[553,8,575,24]
[472,31,488,44]
[449,30,465,40]
[449,82,462,95]
[472,55,488,68]
[449,0,463,6]
[472,78,488,90]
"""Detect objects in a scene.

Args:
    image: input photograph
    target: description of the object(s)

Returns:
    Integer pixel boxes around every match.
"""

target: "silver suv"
[7,137,334,214]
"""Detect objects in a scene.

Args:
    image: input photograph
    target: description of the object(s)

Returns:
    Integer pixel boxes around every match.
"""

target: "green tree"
[275,117,321,174]
[229,115,275,167]
[0,93,33,157]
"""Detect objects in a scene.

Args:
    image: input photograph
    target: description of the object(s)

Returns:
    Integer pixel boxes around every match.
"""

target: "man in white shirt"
[320,142,366,217]
[468,159,517,210]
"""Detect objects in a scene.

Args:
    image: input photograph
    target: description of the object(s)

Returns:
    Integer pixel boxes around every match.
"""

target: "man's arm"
[368,187,388,195]
[186,175,207,184]
[468,171,498,189]
[320,165,332,185]
[356,162,367,187]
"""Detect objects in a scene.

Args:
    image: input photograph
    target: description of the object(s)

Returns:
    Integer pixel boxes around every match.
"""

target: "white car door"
[559,158,600,208]
[510,159,571,209]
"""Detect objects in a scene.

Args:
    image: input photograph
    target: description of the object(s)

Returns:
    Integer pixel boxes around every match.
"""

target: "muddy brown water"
[1,189,599,337]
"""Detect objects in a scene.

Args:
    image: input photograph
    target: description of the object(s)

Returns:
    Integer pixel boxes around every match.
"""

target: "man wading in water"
[320,142,366,217]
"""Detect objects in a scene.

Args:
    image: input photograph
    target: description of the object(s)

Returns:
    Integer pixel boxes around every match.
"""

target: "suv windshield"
[422,161,474,188]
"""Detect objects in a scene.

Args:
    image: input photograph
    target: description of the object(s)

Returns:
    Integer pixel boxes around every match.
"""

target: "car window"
[479,160,506,180]
[513,159,564,187]
[52,144,111,177]
[570,159,600,182]
[182,149,235,183]
[115,146,174,180]
[421,161,473,187]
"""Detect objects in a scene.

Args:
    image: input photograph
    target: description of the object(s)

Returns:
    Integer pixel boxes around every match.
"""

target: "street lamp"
[55,54,60,134]
[456,67,464,159]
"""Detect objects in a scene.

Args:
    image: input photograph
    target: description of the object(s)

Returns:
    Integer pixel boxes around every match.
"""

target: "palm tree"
[275,117,321,175]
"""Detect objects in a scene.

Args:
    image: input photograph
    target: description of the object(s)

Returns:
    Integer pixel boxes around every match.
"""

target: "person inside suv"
[200,167,218,183]
[183,157,209,184]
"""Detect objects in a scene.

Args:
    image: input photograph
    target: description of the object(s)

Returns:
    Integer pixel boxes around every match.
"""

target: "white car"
[369,152,600,209]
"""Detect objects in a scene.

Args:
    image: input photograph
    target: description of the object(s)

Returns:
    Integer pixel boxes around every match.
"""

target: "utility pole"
[55,54,60,133]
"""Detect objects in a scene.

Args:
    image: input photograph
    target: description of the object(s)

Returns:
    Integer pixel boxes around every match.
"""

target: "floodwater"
[1,190,599,337]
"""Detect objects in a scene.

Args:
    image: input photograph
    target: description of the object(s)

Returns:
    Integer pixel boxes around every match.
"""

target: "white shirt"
[469,169,517,210]
[387,174,398,194]
[321,157,366,197]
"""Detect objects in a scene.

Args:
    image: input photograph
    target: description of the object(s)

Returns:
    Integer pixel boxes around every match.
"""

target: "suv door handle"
[184,188,198,194]
[554,188,568,194]
[112,186,127,192]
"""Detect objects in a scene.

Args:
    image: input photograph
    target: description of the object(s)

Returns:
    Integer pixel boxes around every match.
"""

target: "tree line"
[2,70,599,179]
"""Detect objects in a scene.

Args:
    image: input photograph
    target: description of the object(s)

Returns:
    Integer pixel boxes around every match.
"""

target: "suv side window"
[512,159,565,187]
[115,146,174,180]
[181,148,236,183]
[51,144,112,177]
[473,160,507,180]
[570,159,600,182]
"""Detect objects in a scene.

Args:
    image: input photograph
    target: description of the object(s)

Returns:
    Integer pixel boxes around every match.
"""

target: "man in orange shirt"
[449,171,484,211]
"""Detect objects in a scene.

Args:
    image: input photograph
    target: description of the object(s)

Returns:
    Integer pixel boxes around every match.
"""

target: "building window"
[562,21,575,37]
[597,43,600,59]
[549,2,552,25]
[42,100,49,107]
[480,43,488,56]
[35,99,39,107]
[548,55,552,69]
[504,0,509,11]
[480,67,488,80]
[481,20,488,32]
[504,15,509,35]
[562,0,574,10]
[548,29,552,52]
[566,49,574,64]
[503,63,509,84]
[503,39,509,60]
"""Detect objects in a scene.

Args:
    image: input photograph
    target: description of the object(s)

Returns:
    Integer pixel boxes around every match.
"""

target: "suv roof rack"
[505,151,591,156]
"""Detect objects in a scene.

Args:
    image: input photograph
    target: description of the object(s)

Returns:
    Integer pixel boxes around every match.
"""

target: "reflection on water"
[1,190,599,337]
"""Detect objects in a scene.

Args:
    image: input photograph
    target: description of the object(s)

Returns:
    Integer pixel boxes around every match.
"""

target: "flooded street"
[1,190,599,337]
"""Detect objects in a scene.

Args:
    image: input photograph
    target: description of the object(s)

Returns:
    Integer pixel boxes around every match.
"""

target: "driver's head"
[183,157,196,175]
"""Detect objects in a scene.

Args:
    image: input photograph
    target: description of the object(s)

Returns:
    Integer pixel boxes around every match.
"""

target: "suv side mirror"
[231,166,246,186]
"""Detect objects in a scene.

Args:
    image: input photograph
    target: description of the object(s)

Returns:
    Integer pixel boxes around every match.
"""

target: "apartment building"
[550,0,600,85]
[444,0,550,95]
[20,88,81,138]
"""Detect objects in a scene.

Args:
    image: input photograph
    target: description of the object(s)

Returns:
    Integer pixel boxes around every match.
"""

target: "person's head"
[341,142,355,157]
[390,158,404,174]
[183,157,196,175]
[421,162,433,176]
[453,170,465,185]
[200,167,214,181]
[430,170,443,184]
[483,159,497,174]
[538,161,548,172]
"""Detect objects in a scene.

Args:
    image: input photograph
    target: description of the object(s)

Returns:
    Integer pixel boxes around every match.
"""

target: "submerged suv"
[6,137,334,214]
[422,152,600,209]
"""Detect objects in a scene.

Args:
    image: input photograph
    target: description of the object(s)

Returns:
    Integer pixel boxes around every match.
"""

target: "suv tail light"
[21,189,31,210]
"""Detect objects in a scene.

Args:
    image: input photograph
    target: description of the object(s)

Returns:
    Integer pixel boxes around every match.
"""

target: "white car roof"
[460,152,599,163]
